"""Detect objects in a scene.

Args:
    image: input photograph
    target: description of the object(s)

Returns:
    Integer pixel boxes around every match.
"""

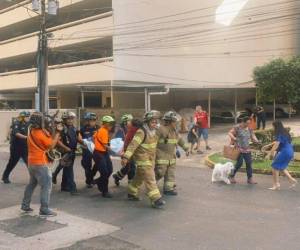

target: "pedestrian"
[2,111,30,184]
[121,110,166,209]
[21,112,62,216]
[78,112,99,188]
[256,106,266,130]
[113,114,141,186]
[264,120,297,190]
[249,112,257,130]
[228,117,259,184]
[194,105,211,154]
[155,111,189,196]
[93,115,115,198]
[52,111,79,195]
[187,123,199,154]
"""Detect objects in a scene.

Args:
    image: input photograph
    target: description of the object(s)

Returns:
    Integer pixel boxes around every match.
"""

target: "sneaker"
[102,192,113,198]
[206,146,212,150]
[197,150,204,154]
[39,209,57,217]
[113,174,120,186]
[152,198,166,209]
[2,178,10,184]
[128,194,140,201]
[247,178,257,185]
[21,206,33,213]
[164,190,178,196]
[52,175,57,185]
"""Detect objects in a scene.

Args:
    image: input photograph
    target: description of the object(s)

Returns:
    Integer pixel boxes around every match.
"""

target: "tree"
[253,57,300,110]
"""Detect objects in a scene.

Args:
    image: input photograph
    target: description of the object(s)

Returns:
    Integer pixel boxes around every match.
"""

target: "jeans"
[93,151,113,194]
[232,152,253,179]
[81,149,97,185]
[2,145,28,180]
[257,115,266,130]
[22,165,52,212]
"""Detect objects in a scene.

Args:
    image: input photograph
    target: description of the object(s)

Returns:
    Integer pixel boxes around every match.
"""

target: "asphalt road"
[0,153,300,250]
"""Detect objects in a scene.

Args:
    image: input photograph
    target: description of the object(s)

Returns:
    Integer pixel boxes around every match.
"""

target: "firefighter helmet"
[163,111,179,122]
[143,110,161,122]
[62,111,76,120]
[101,115,115,124]
[121,114,133,124]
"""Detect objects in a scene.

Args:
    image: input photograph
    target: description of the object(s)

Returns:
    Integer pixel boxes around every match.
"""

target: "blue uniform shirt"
[61,125,78,151]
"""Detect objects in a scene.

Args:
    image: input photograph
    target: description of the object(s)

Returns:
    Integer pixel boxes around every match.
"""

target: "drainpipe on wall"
[147,86,170,111]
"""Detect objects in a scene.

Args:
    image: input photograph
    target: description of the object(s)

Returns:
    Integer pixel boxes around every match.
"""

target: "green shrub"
[293,137,300,152]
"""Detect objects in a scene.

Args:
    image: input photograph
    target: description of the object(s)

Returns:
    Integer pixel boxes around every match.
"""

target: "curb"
[205,153,300,178]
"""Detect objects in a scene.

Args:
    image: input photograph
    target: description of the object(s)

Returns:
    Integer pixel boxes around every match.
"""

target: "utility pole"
[37,0,49,119]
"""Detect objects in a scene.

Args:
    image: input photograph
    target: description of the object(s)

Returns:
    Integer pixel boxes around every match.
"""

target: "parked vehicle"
[190,100,249,123]
[243,98,296,118]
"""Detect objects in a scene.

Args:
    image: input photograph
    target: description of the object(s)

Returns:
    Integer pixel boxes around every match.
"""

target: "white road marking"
[0,205,119,250]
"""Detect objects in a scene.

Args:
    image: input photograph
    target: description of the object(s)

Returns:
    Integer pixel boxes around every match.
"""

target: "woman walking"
[264,120,297,190]
[228,117,259,184]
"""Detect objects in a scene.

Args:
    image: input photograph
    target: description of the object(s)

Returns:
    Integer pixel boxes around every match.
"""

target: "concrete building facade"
[0,0,297,114]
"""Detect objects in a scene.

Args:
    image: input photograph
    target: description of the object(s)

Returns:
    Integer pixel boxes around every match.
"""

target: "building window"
[84,93,102,108]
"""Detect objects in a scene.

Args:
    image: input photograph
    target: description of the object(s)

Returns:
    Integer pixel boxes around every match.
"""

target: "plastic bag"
[83,139,95,153]
[110,138,124,155]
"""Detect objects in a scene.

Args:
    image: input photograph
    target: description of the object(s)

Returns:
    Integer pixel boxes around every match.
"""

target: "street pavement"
[0,120,300,250]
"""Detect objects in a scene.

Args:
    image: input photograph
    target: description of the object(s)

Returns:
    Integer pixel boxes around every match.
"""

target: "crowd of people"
[0,104,296,217]
[1,109,192,216]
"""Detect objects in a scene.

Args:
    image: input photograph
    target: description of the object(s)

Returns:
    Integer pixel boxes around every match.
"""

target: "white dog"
[212,162,235,185]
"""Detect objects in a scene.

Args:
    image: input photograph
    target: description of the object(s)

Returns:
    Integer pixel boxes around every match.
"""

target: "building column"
[208,90,211,128]
[81,90,85,109]
[234,89,238,124]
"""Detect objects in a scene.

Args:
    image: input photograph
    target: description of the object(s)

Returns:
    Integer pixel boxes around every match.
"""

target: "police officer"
[121,110,166,209]
[78,112,99,188]
[2,111,30,184]
[155,111,189,196]
[53,111,78,195]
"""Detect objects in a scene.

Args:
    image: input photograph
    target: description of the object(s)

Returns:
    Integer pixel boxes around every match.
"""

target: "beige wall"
[113,0,297,87]
[0,0,85,29]
[0,15,113,59]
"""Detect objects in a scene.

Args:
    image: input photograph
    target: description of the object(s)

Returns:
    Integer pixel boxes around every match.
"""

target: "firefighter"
[155,111,189,196]
[78,112,99,188]
[2,111,30,184]
[93,115,115,198]
[52,111,78,195]
[121,110,166,209]
[112,114,138,185]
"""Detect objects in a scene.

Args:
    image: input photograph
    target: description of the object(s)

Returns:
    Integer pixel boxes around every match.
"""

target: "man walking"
[155,111,189,195]
[78,112,99,188]
[21,112,62,216]
[194,105,211,154]
[2,111,30,183]
[121,110,166,209]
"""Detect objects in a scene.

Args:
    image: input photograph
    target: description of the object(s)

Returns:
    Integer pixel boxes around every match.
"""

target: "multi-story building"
[0,0,297,113]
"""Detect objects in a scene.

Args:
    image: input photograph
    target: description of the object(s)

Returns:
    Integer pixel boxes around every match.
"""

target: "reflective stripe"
[156,159,176,165]
[167,139,178,144]
[147,188,161,199]
[133,136,142,144]
[164,181,175,191]
[124,151,133,159]
[128,183,138,196]
[136,160,153,166]
[158,139,178,144]
[140,143,157,149]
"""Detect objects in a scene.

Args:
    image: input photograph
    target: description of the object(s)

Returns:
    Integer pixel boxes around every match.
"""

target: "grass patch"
[209,153,300,173]
[293,137,300,145]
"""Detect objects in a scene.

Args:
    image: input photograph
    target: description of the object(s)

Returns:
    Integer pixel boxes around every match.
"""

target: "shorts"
[197,128,209,140]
